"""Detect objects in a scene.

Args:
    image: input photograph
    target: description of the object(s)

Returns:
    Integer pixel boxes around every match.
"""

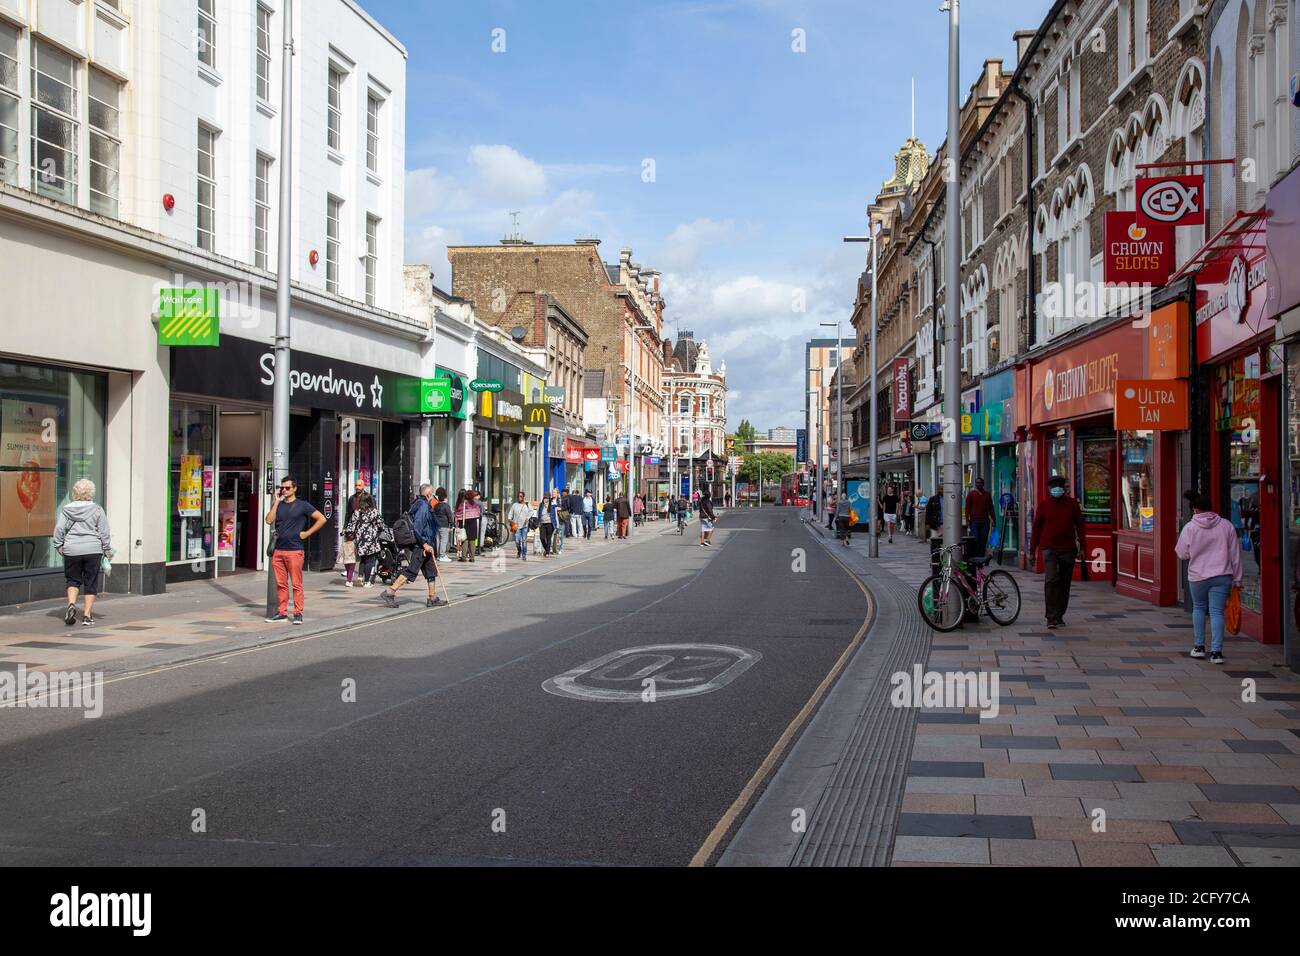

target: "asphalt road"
[0,508,869,866]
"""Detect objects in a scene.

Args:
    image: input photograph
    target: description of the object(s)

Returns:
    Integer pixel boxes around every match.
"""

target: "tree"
[737,451,794,485]
[735,419,757,444]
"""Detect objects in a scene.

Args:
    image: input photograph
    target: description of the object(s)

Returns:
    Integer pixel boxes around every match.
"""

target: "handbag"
[528,516,539,531]
[1225,585,1243,635]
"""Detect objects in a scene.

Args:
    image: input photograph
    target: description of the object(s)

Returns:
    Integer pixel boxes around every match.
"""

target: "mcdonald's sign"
[524,403,550,427]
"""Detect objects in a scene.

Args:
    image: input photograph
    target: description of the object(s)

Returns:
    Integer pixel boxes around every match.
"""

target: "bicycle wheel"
[982,569,1022,625]
[917,573,965,632]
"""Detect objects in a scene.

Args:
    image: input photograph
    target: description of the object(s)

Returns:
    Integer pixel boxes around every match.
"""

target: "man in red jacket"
[964,477,994,558]
[1029,474,1086,629]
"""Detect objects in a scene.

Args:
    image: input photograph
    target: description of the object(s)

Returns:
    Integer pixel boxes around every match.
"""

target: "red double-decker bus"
[779,469,812,506]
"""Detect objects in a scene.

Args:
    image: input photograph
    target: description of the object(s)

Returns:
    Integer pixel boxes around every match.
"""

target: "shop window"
[1119,431,1155,532]
[1047,430,1069,482]
[169,401,216,570]
[0,362,106,577]
[1214,353,1262,613]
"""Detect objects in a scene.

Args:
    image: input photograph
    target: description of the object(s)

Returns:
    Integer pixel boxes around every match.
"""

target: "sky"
[365,0,1049,432]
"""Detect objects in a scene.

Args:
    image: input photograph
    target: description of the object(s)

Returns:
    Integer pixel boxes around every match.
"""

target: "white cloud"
[659,217,737,271]
[468,144,548,201]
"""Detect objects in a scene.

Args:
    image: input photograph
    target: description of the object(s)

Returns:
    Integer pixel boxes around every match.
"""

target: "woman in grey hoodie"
[51,478,113,626]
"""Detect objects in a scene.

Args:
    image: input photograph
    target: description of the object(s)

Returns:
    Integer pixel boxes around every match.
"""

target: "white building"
[663,332,727,497]
[0,0,420,604]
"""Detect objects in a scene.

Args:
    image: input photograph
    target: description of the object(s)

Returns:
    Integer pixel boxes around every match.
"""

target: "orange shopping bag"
[1225,585,1242,636]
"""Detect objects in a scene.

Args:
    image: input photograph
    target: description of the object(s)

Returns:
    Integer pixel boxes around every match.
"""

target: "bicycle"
[917,543,1022,632]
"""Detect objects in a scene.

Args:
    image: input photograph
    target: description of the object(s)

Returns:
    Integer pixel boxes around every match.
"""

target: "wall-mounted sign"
[1030,323,1145,425]
[891,358,911,422]
[583,447,601,463]
[960,405,1003,441]
[1115,379,1190,430]
[470,379,503,393]
[1146,302,1190,379]
[1136,174,1205,227]
[544,386,565,408]
[419,378,452,414]
[909,421,942,441]
[601,446,616,462]
[524,403,551,427]
[795,428,807,464]
[1103,211,1175,287]
[159,288,220,346]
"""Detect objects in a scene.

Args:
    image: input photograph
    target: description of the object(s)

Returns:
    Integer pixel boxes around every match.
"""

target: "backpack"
[391,512,418,548]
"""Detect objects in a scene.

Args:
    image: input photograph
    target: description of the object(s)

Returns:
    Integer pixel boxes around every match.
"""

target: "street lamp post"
[942,0,962,550]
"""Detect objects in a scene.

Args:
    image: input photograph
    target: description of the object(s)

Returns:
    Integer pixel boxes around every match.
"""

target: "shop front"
[423,367,469,494]
[169,335,423,582]
[1192,219,1280,642]
[473,387,526,523]
[980,367,1020,559]
[1270,164,1300,669]
[1026,320,1159,593]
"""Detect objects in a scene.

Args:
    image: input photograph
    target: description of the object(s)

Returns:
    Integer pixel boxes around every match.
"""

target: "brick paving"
[0,518,668,676]
[812,515,1300,867]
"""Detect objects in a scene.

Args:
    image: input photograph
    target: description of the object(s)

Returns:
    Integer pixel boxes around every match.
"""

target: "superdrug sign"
[171,334,421,416]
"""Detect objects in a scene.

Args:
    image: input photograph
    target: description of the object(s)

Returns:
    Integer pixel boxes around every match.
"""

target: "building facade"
[663,332,727,499]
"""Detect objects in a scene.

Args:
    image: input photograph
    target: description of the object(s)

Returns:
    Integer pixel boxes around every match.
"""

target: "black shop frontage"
[168,335,425,582]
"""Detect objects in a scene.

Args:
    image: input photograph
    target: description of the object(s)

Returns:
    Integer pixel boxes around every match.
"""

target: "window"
[326,195,342,293]
[197,0,217,69]
[701,396,710,418]
[364,214,379,306]
[31,41,78,204]
[327,66,343,151]
[254,154,272,268]
[1119,431,1155,532]
[366,92,380,172]
[87,69,121,218]
[197,125,217,250]
[679,395,689,415]
[0,24,17,186]
[256,5,272,103]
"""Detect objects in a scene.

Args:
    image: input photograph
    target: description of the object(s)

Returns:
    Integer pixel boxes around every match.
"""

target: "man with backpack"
[382,483,447,609]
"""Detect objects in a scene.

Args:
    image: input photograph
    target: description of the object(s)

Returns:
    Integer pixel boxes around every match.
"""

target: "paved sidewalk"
[732,512,1300,867]
[0,519,674,678]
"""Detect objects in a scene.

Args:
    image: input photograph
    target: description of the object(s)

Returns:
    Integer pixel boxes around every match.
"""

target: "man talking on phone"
[265,477,326,625]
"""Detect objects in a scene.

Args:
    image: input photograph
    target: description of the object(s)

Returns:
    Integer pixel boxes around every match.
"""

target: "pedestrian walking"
[633,493,644,527]
[538,492,557,555]
[1029,475,1085,629]
[264,476,326,624]
[827,493,837,530]
[880,484,900,543]
[455,489,481,562]
[582,489,595,538]
[614,491,632,539]
[697,488,717,547]
[382,483,447,608]
[568,489,584,539]
[1175,491,1243,664]
[343,492,386,587]
[433,487,454,562]
[552,489,567,553]
[724,491,732,509]
[340,476,366,580]
[508,490,534,561]
[834,493,852,547]
[900,491,915,537]
[965,476,994,558]
[52,478,113,627]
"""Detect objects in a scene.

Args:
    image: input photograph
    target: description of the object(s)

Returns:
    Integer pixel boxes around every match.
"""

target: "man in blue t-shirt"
[264,477,326,624]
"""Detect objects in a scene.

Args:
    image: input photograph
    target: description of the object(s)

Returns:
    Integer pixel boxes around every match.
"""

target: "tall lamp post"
[942,0,962,550]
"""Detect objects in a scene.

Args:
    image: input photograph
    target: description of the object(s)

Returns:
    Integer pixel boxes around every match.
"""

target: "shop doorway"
[217,411,265,574]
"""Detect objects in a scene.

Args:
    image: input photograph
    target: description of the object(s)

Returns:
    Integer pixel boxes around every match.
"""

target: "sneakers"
[362,580,373,588]
[81,616,95,627]
[292,613,303,625]
[1189,646,1207,659]
[1210,651,1225,664]
[438,556,452,563]
[266,612,289,623]
[381,589,398,608]
[64,603,77,626]
[344,580,354,588]
[1045,620,1059,630]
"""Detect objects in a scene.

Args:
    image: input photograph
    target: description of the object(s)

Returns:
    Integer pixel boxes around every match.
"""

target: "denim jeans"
[1189,573,1233,652]
[514,527,528,556]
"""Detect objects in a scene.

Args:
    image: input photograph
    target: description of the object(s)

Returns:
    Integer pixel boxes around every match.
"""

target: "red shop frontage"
[1188,216,1281,643]
[1017,317,1182,605]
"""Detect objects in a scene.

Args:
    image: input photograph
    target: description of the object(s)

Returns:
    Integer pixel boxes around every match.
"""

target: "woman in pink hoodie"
[1174,491,1243,664]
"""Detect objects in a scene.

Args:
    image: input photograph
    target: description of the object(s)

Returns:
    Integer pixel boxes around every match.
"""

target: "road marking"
[688,521,874,867]
[543,644,760,702]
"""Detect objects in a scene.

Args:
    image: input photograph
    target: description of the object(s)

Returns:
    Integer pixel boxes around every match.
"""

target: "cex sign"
[1136,174,1205,227]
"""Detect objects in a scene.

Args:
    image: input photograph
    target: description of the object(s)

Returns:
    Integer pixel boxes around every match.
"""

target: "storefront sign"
[470,379,503,393]
[1136,174,1204,227]
[545,386,565,408]
[565,441,584,464]
[1194,247,1271,360]
[601,446,616,462]
[158,288,220,347]
[1103,211,1175,287]
[425,369,469,420]
[617,460,630,474]
[891,358,911,422]
[961,405,1003,440]
[796,428,807,464]
[524,403,551,427]
[1266,163,1300,329]
[495,398,524,428]
[1146,302,1189,379]
[583,447,601,463]
[1030,324,1144,425]
[1115,379,1189,430]
[419,379,452,414]
[170,335,420,416]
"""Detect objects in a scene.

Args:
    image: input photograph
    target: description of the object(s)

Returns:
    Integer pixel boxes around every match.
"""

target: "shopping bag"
[988,526,1000,550]
[1225,586,1242,635]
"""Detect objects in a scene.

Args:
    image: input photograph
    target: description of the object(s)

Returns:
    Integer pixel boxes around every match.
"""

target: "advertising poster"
[0,399,61,540]
[845,479,873,526]
[217,501,236,557]
[178,454,203,516]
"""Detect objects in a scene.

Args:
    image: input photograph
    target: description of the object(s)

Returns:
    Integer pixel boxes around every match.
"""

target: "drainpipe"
[1011,84,1036,350]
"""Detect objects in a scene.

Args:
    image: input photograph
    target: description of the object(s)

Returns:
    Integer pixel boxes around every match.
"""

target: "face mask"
[1049,487,1065,498]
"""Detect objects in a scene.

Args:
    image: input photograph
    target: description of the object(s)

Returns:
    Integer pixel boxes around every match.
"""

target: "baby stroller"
[480,510,502,553]
[373,529,404,586]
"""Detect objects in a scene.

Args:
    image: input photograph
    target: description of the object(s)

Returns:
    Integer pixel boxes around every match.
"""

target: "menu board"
[0,399,61,539]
